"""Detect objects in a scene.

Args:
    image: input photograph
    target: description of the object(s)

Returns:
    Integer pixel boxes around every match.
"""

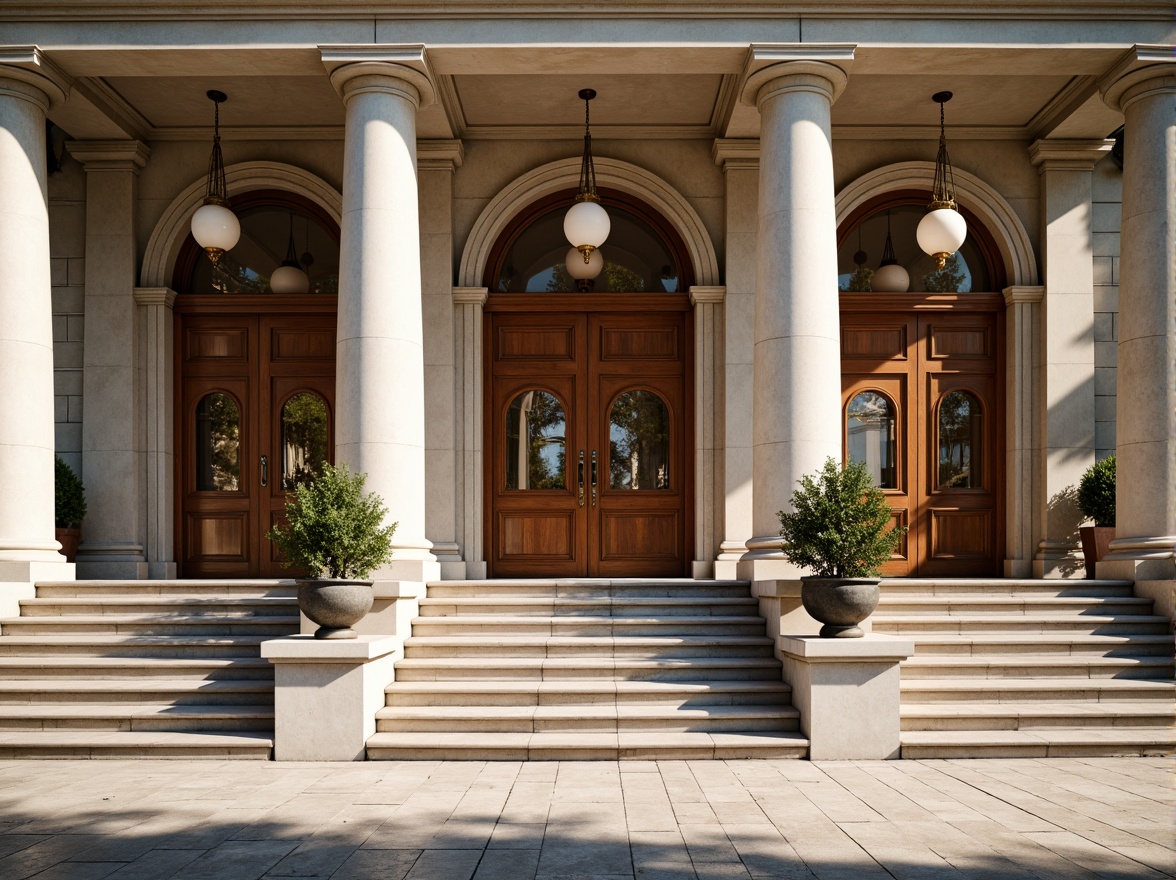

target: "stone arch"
[141,161,343,288]
[835,161,1038,287]
[459,157,720,288]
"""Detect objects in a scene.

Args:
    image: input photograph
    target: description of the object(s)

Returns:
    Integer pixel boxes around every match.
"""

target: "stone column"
[1099,56,1176,580]
[134,287,177,579]
[689,285,725,579]
[737,50,852,582]
[324,48,440,587]
[65,140,151,579]
[453,287,488,579]
[1002,285,1044,579]
[0,49,72,614]
[711,140,758,580]
[1028,139,1113,578]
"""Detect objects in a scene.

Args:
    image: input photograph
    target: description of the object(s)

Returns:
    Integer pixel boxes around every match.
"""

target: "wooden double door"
[486,297,691,577]
[177,301,336,577]
[840,295,1004,577]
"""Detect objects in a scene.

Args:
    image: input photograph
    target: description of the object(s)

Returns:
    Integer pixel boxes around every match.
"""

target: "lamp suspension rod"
[576,88,598,203]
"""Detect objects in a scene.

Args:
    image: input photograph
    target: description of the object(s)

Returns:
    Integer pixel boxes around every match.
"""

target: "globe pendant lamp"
[563,89,610,264]
[916,91,967,269]
[190,90,240,267]
[270,212,310,293]
[565,245,604,291]
[872,210,910,292]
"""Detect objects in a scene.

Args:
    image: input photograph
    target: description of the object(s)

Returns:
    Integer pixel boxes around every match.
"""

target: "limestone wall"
[1092,153,1122,461]
[48,153,86,475]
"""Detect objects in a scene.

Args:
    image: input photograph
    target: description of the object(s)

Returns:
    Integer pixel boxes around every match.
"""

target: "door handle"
[577,450,585,507]
[260,454,268,488]
[590,450,598,508]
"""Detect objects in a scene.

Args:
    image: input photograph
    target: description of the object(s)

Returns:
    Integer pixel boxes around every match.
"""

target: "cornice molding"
[65,138,150,171]
[1029,138,1114,171]
[133,287,178,309]
[418,138,464,170]
[712,138,759,169]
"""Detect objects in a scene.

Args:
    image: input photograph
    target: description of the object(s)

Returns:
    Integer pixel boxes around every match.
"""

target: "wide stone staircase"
[872,578,1176,758]
[365,579,809,760]
[0,580,300,758]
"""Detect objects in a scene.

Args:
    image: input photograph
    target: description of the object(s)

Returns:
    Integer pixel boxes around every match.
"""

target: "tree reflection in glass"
[281,392,329,489]
[610,391,670,490]
[195,392,240,491]
[938,390,982,488]
[846,391,896,489]
[505,391,566,490]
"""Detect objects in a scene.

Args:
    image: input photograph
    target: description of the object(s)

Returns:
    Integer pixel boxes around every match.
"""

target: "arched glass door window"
[937,390,983,489]
[846,391,897,489]
[506,391,567,490]
[195,392,240,491]
[609,390,670,490]
[281,392,330,489]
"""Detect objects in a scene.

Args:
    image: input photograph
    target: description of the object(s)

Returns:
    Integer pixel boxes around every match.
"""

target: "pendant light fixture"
[190,90,240,267]
[872,210,910,292]
[563,89,610,264]
[270,212,310,293]
[916,91,967,269]
[565,245,604,291]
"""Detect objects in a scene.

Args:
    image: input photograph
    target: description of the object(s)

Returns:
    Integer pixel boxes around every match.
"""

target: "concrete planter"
[800,577,881,638]
[296,579,374,640]
[55,528,81,563]
[1079,526,1115,579]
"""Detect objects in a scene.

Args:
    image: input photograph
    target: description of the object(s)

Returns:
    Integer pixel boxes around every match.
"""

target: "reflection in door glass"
[847,391,897,489]
[938,390,982,488]
[195,392,240,491]
[610,391,670,490]
[506,391,566,490]
[281,392,329,489]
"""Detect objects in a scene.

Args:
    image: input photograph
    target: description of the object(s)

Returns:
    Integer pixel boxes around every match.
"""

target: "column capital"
[740,44,854,109]
[418,139,464,172]
[452,286,488,306]
[1002,285,1045,306]
[712,138,759,170]
[65,139,150,173]
[1029,138,1113,172]
[1099,46,1176,114]
[689,285,726,305]
[321,45,436,109]
[0,46,70,111]
[133,287,178,309]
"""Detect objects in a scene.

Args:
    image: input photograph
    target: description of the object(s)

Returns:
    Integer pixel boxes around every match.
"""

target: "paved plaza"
[0,758,1171,879]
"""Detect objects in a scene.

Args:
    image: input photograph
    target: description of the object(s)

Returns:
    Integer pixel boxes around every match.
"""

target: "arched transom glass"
[938,390,983,489]
[281,392,330,489]
[506,391,567,490]
[609,391,670,490]
[195,392,240,491]
[846,391,897,489]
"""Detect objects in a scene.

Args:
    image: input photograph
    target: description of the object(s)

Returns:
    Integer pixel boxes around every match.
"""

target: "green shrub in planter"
[777,457,904,578]
[1077,454,1115,527]
[266,463,396,579]
[54,456,87,529]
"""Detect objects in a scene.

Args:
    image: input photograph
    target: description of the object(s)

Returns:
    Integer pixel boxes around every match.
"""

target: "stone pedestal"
[779,634,914,760]
[262,634,399,761]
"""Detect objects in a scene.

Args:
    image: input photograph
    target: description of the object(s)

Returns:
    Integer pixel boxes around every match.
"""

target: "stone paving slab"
[0,758,1170,879]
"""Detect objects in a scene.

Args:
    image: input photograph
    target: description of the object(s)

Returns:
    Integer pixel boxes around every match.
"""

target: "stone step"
[877,579,1135,597]
[0,679,274,705]
[0,656,274,679]
[895,633,1176,656]
[1,614,301,636]
[393,656,783,682]
[0,634,273,658]
[407,615,767,637]
[0,703,274,732]
[876,596,1153,614]
[402,635,776,659]
[424,579,753,599]
[18,597,299,616]
[375,703,799,734]
[900,677,1176,703]
[32,580,296,599]
[416,597,759,617]
[900,654,1174,679]
[365,730,809,761]
[0,730,274,759]
[872,614,1169,635]
[900,701,1176,731]
[900,728,1175,759]
[384,679,792,708]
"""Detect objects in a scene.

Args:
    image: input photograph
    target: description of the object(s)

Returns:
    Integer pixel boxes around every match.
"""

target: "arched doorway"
[838,192,1006,577]
[174,190,339,577]
[483,189,694,577]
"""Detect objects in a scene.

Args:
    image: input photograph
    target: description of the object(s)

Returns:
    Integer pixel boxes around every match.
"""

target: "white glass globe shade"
[565,246,604,280]
[270,264,310,294]
[563,200,611,249]
[872,263,910,293]
[191,202,241,253]
[916,207,967,260]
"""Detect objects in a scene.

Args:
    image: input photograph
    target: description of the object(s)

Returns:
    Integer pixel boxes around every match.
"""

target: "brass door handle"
[577,450,585,507]
[590,450,598,508]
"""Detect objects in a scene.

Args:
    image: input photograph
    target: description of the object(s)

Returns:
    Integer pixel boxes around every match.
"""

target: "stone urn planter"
[801,577,881,639]
[55,527,81,563]
[296,578,375,640]
[1079,526,1115,580]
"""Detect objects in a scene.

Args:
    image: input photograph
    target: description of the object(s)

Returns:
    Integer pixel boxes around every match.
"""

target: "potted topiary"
[1077,454,1115,579]
[778,457,905,638]
[54,456,87,562]
[266,462,396,639]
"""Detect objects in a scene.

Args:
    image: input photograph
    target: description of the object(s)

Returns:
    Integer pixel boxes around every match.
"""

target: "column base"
[0,559,74,619]
[1033,540,1085,579]
[262,634,400,761]
[1099,535,1176,581]
[779,634,914,761]
[76,543,148,580]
